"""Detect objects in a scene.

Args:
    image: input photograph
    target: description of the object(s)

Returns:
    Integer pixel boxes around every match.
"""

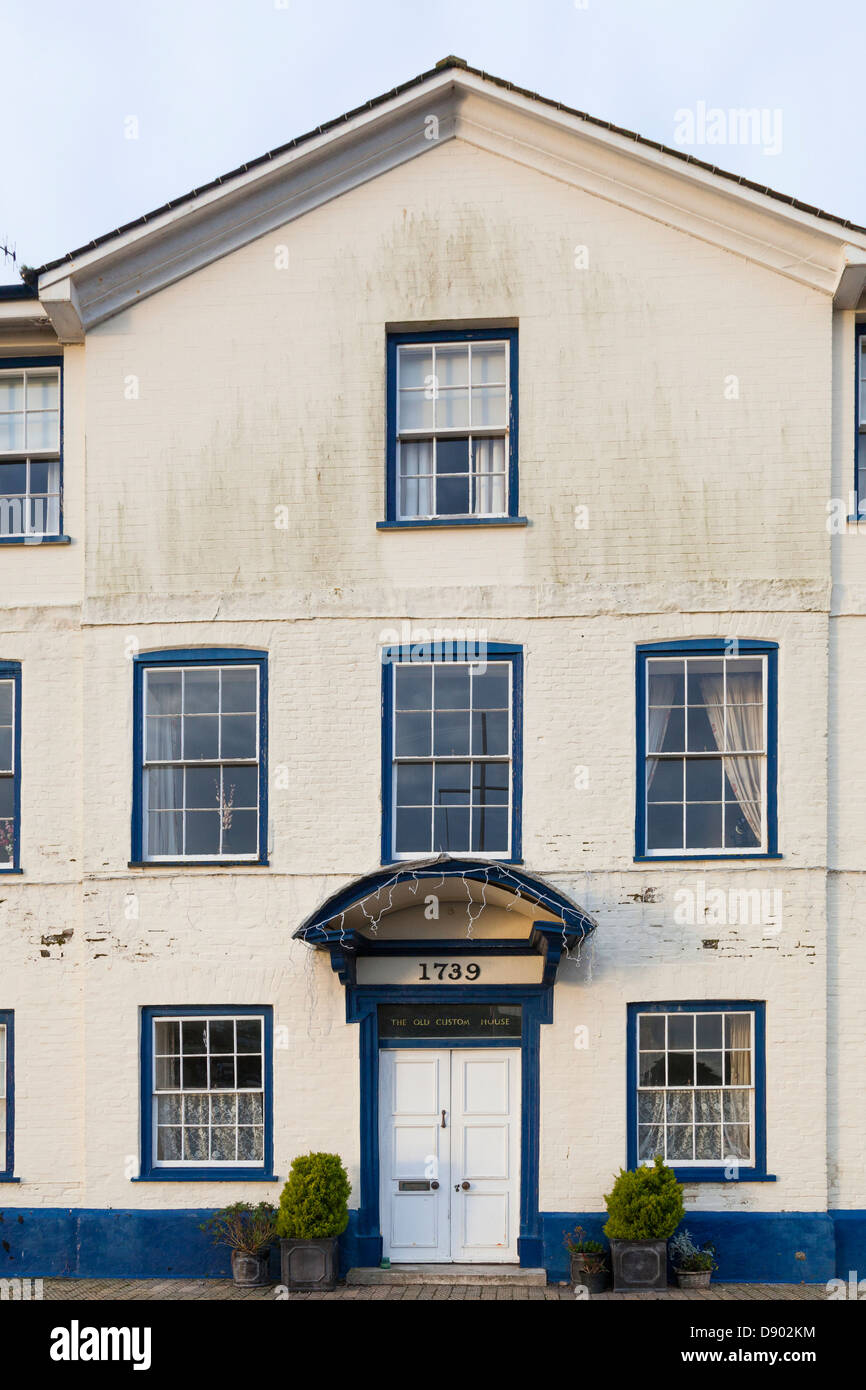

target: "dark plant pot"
[570,1253,610,1294]
[280,1236,339,1291]
[609,1238,668,1292]
[676,1269,712,1289]
[231,1248,271,1287]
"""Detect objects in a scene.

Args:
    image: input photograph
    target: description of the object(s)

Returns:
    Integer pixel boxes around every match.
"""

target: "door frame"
[347,984,553,1269]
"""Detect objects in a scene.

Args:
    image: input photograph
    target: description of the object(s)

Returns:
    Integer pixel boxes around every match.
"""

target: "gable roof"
[32,56,866,340]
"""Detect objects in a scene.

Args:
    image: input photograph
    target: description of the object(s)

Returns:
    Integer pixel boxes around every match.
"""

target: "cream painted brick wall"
[0,135,858,1219]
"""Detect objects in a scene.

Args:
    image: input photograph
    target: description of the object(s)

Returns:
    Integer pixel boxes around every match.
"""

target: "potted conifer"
[200,1200,278,1287]
[603,1156,684,1291]
[277,1152,351,1291]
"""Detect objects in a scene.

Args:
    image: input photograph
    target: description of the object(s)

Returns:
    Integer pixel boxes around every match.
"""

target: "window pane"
[723,1124,750,1160]
[667,1126,693,1160]
[472,709,508,756]
[182,1020,208,1054]
[185,1126,208,1161]
[157,1127,182,1161]
[724,1090,750,1125]
[220,714,256,760]
[434,665,471,708]
[436,473,470,515]
[154,1020,180,1055]
[471,343,506,385]
[472,762,509,804]
[25,372,59,411]
[639,1015,665,1050]
[147,811,182,856]
[686,801,722,848]
[668,1051,694,1085]
[646,802,683,850]
[157,1094,182,1124]
[638,1052,665,1085]
[725,1051,752,1086]
[436,345,469,387]
[687,704,723,752]
[184,766,219,809]
[222,809,257,855]
[210,1056,236,1090]
[638,1091,665,1124]
[436,388,469,430]
[472,806,508,852]
[146,767,183,811]
[221,668,257,713]
[26,411,59,451]
[146,670,182,716]
[400,474,433,516]
[182,1056,207,1089]
[434,762,470,805]
[237,1055,262,1088]
[209,1019,234,1053]
[696,1051,724,1084]
[648,662,684,705]
[236,1020,262,1055]
[239,1092,263,1122]
[668,1015,694,1048]
[184,1092,208,1125]
[694,1090,721,1123]
[184,715,219,760]
[0,462,26,494]
[396,665,432,710]
[395,711,431,756]
[686,658,723,703]
[648,707,684,753]
[238,1127,264,1161]
[225,765,258,808]
[399,390,433,430]
[396,762,433,805]
[399,346,433,389]
[0,728,12,772]
[647,758,683,801]
[211,1126,236,1161]
[433,710,470,756]
[400,438,433,478]
[471,384,506,427]
[0,374,24,411]
[185,811,220,856]
[146,716,181,761]
[0,415,24,452]
[695,1125,722,1160]
[395,806,431,853]
[638,1124,664,1160]
[686,757,723,801]
[696,1013,723,1048]
[472,666,509,709]
[155,1056,180,1090]
[474,470,506,515]
[724,800,760,849]
[0,780,14,816]
[0,682,12,724]
[434,805,470,850]
[184,669,220,714]
[666,1090,693,1124]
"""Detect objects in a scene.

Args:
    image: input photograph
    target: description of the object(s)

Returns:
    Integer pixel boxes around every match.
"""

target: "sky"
[0,0,863,274]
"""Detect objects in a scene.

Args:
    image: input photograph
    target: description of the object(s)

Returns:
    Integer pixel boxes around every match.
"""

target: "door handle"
[441,1110,446,1128]
[455,1181,470,1191]
[430,1180,439,1190]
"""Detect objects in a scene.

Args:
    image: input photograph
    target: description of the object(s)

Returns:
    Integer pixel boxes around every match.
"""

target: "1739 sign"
[377,1004,523,1040]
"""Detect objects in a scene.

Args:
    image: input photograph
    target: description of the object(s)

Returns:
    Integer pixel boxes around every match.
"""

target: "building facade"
[2,58,866,1283]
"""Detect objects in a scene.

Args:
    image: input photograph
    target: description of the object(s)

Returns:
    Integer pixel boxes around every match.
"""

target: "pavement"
[26,1279,829,1301]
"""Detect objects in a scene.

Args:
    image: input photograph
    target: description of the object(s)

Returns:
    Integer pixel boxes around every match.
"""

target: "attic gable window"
[0,363,62,539]
[384,329,521,528]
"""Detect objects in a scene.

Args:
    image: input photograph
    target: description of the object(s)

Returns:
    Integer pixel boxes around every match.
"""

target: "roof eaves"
[34,56,866,278]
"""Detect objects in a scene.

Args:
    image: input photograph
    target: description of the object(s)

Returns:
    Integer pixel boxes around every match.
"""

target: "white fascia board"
[39,277,84,342]
[36,67,866,326]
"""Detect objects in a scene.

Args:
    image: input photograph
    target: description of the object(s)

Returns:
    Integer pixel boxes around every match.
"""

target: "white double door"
[379,1048,521,1263]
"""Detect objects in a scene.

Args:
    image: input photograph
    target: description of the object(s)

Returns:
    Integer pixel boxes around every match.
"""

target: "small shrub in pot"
[563,1226,610,1294]
[277,1152,351,1291]
[670,1228,717,1289]
[603,1156,684,1291]
[200,1201,278,1287]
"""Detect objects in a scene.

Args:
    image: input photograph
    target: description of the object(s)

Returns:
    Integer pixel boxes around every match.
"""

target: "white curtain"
[699,671,763,842]
[400,440,433,516]
[146,677,183,856]
[726,1014,751,1084]
[474,437,506,515]
[646,674,678,789]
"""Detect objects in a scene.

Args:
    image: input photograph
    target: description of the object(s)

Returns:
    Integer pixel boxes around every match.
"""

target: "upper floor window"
[140,1006,273,1179]
[132,650,268,864]
[0,663,21,871]
[0,360,62,538]
[381,642,522,863]
[385,329,519,525]
[636,640,778,858]
[0,1011,13,1179]
[628,1002,769,1181]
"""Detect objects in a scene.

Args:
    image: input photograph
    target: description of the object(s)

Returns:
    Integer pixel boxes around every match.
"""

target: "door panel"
[451,1050,520,1262]
[379,1050,451,1262]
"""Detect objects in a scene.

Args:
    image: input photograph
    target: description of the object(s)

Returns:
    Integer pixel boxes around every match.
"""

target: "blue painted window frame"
[381,328,524,529]
[0,661,22,874]
[131,648,268,866]
[138,1005,275,1182]
[381,641,523,865]
[635,639,779,861]
[0,355,69,545]
[0,1009,15,1180]
[627,1000,773,1183]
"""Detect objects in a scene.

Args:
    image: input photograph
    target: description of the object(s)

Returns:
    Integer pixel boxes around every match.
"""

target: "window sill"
[0,867,23,874]
[0,1174,20,1183]
[634,854,782,863]
[377,517,529,531]
[133,1171,278,1183]
[670,1168,777,1183]
[0,535,72,546]
[128,860,269,869]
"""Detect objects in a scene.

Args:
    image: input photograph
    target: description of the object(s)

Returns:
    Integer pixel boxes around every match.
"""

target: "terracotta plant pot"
[231,1248,271,1287]
[676,1268,712,1289]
